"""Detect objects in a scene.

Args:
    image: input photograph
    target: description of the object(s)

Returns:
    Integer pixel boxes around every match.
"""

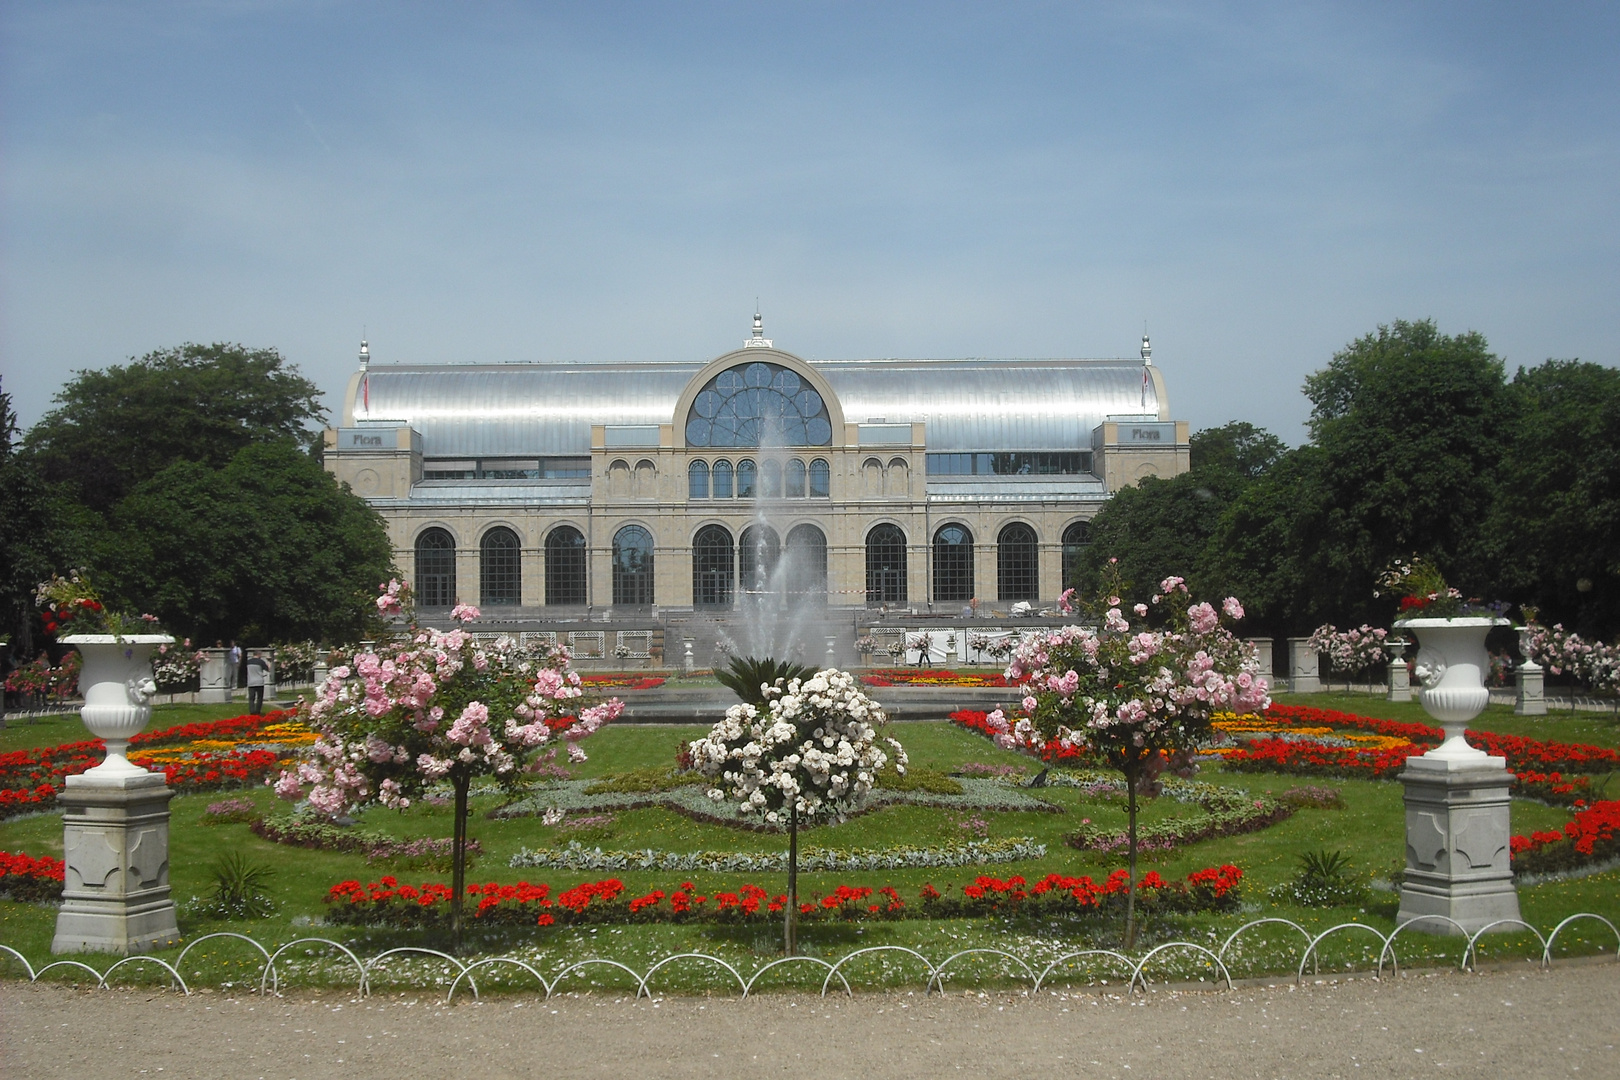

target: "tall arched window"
[692,525,735,609]
[612,525,655,606]
[712,459,734,499]
[736,459,757,499]
[809,458,830,498]
[688,460,710,499]
[683,361,833,447]
[786,459,807,498]
[865,524,907,605]
[739,524,780,594]
[996,522,1039,603]
[545,526,587,606]
[784,524,827,600]
[933,524,974,605]
[762,459,782,499]
[480,527,522,607]
[1061,521,1092,592]
[415,528,457,607]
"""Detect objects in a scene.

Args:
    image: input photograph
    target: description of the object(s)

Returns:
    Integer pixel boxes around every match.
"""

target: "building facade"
[322,320,1189,617]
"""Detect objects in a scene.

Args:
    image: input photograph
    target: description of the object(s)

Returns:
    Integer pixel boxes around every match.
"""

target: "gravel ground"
[2,962,1616,1079]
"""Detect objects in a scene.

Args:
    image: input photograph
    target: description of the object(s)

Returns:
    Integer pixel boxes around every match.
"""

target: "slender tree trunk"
[785,802,799,955]
[451,774,470,953]
[1124,758,1139,951]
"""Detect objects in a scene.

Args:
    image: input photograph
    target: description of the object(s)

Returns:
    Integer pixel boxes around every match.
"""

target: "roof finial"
[359,335,370,369]
[1140,324,1152,365]
[745,305,772,348]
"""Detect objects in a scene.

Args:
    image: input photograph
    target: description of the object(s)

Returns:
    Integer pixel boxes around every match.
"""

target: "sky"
[3,2,1617,443]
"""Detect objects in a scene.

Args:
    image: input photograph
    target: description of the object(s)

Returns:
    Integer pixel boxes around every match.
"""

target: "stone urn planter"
[59,634,172,775]
[1394,616,1507,760]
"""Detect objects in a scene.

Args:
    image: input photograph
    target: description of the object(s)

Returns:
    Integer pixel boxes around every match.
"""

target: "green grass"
[1,699,1617,992]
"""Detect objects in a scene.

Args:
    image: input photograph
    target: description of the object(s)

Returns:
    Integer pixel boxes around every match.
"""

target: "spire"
[359,337,371,369]
[744,308,772,348]
[1140,329,1152,365]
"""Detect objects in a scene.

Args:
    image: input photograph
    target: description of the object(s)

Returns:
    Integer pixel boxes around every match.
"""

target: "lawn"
[1,695,1616,994]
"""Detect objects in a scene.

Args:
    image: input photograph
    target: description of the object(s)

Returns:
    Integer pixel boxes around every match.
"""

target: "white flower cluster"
[690,668,904,825]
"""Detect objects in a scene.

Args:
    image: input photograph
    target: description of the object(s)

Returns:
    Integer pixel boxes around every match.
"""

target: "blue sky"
[3,2,1616,442]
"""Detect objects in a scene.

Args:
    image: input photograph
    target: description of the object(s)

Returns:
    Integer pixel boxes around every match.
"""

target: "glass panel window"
[809,458,830,497]
[784,524,827,600]
[479,527,522,606]
[415,528,457,607]
[684,361,833,447]
[736,459,757,498]
[932,524,974,604]
[865,524,907,605]
[688,460,710,499]
[712,459,734,498]
[692,525,734,608]
[545,526,587,606]
[612,526,655,606]
[996,523,1039,603]
[739,524,780,593]
[786,459,807,498]
[762,460,782,499]
[1061,520,1092,592]
[925,451,1094,475]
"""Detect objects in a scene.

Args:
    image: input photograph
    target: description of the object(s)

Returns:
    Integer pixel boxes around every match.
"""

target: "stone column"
[1396,754,1522,935]
[1387,639,1411,703]
[1286,637,1320,693]
[1514,627,1546,716]
[52,771,182,954]
[198,647,230,703]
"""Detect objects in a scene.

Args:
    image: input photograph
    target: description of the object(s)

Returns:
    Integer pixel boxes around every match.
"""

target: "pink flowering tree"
[275,580,623,946]
[1006,562,1270,945]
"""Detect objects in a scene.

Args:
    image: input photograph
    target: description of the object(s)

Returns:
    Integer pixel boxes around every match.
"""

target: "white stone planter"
[59,634,172,777]
[1393,616,1507,763]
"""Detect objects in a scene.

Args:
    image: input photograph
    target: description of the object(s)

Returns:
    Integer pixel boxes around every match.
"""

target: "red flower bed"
[1510,800,1620,876]
[0,849,65,902]
[862,669,1020,688]
[949,710,1088,762]
[131,709,297,748]
[579,676,666,691]
[325,865,1244,928]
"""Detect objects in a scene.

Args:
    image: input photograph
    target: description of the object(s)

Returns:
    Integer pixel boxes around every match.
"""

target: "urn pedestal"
[52,635,181,954]
[1286,637,1320,693]
[1393,617,1521,935]
[1386,639,1411,703]
[1513,626,1546,716]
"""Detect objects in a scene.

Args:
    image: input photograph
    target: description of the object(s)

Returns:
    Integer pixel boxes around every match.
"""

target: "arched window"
[480,527,522,607]
[688,460,710,499]
[784,524,827,600]
[612,525,655,606]
[997,522,1039,603]
[933,524,974,605]
[684,361,833,447]
[712,459,733,498]
[739,524,780,594]
[1061,520,1092,592]
[692,525,734,609]
[762,459,782,499]
[809,458,830,498]
[736,459,757,499]
[545,526,587,606]
[415,528,457,607]
[865,524,907,605]
[786,459,807,498]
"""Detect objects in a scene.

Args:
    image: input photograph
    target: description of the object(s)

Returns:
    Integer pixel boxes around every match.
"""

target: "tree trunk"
[1124,758,1139,951]
[451,774,470,952]
[785,801,799,955]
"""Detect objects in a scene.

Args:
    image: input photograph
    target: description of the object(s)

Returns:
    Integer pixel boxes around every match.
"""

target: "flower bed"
[949,710,1087,763]
[579,675,666,691]
[508,837,1048,874]
[1511,800,1620,876]
[0,849,65,903]
[324,864,1244,928]
[250,816,482,870]
[861,669,1019,688]
[1065,787,1291,854]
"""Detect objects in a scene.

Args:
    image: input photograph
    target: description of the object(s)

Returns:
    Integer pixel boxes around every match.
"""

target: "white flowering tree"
[691,668,905,953]
[275,581,623,946]
[1008,564,1270,944]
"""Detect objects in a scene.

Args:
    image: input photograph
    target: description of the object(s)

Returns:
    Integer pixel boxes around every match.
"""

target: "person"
[244,649,270,715]
[227,640,242,692]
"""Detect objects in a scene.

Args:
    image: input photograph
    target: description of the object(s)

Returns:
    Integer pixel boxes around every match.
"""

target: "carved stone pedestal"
[1515,663,1546,716]
[1396,755,1521,935]
[52,771,181,954]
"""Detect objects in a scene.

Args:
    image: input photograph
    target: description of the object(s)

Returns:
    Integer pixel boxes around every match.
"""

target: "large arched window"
[933,524,974,605]
[784,524,827,600]
[612,525,655,606]
[688,460,710,499]
[996,522,1039,603]
[684,361,833,447]
[415,528,457,607]
[736,459,757,499]
[712,459,734,499]
[692,525,735,609]
[1061,520,1092,593]
[545,526,587,606]
[865,524,907,605]
[739,524,780,594]
[809,458,830,497]
[786,459,807,498]
[762,459,782,499]
[480,527,522,607]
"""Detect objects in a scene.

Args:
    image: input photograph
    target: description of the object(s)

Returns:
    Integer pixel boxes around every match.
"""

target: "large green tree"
[103,440,395,644]
[24,343,325,514]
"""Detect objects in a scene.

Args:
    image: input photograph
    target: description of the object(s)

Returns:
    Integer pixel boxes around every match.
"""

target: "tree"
[1204,446,1329,635]
[103,440,396,643]
[23,343,325,514]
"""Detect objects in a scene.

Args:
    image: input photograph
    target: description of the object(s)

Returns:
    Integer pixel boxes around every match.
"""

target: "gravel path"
[3,962,1616,1079]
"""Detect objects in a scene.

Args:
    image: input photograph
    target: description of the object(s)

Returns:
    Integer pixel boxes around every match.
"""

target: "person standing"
[245,649,270,715]
[227,640,243,693]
